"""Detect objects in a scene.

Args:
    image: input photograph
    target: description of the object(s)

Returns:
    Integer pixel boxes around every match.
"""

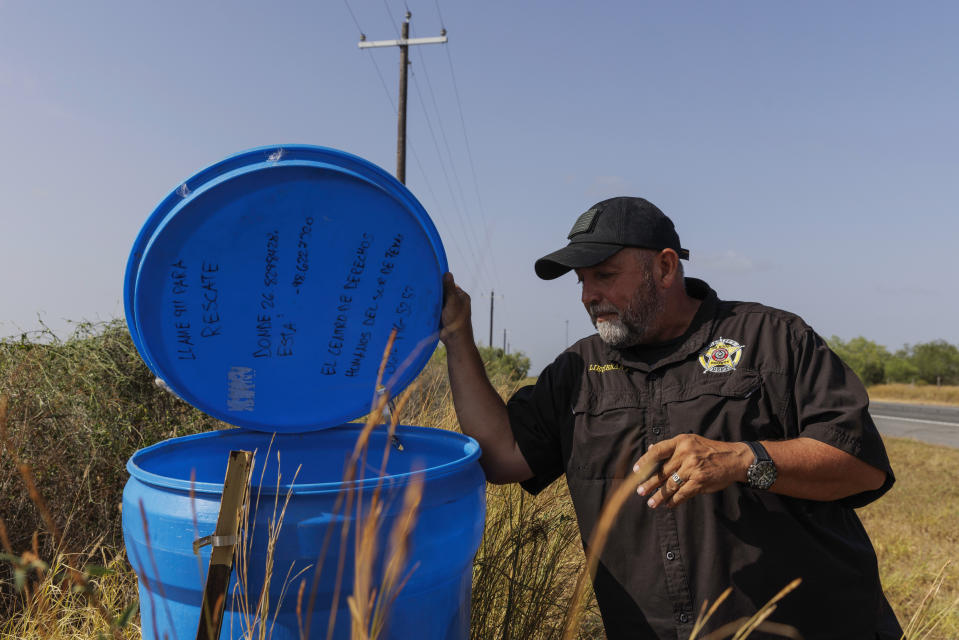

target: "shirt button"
[652,427,662,436]
[679,613,690,623]
[666,551,675,560]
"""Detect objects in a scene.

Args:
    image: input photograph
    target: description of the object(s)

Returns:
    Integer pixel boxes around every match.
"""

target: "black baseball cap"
[534,196,689,280]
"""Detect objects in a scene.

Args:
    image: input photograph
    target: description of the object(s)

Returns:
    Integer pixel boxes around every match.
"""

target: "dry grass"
[471,481,602,639]
[858,438,959,639]
[399,360,605,638]
[0,547,140,640]
[2,323,958,639]
[868,384,959,406]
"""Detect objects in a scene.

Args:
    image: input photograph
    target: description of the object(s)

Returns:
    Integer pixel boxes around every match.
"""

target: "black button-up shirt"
[507,279,902,639]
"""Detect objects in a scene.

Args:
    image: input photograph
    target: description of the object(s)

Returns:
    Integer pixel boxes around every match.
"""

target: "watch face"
[748,461,777,490]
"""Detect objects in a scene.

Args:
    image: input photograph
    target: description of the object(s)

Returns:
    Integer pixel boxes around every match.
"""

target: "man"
[440,197,901,639]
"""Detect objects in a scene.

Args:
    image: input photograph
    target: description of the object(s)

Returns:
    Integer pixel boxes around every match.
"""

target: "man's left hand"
[634,434,752,509]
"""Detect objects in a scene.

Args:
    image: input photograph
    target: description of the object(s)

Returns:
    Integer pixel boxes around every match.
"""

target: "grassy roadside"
[868,384,959,406]
[859,438,959,638]
[2,324,957,638]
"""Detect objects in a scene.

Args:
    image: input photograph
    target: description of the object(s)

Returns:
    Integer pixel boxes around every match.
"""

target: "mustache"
[589,302,621,319]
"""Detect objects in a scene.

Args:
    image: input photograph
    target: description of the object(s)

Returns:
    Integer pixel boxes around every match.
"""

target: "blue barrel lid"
[124,145,447,432]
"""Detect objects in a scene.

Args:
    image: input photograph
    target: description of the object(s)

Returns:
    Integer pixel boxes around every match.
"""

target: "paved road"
[870,401,959,449]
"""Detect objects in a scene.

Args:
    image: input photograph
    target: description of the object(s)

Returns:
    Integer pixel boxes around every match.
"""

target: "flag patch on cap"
[568,207,600,238]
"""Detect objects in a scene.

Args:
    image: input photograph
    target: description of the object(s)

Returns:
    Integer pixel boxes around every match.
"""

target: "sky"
[1,1,957,374]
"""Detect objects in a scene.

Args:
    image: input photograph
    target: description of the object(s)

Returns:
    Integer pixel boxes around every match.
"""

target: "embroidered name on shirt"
[699,338,745,373]
[588,363,623,373]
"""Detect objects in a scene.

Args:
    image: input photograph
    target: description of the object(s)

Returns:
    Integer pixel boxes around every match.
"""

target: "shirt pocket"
[662,368,781,442]
[568,391,645,479]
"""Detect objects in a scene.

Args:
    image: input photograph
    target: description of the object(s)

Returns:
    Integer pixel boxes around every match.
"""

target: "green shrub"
[0,321,226,561]
[827,335,889,386]
[884,351,920,384]
[430,344,531,384]
[911,340,959,386]
[828,336,959,387]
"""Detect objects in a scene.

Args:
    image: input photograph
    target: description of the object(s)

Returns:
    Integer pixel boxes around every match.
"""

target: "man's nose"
[581,280,600,307]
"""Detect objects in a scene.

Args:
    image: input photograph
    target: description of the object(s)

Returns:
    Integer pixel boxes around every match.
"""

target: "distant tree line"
[827,336,959,386]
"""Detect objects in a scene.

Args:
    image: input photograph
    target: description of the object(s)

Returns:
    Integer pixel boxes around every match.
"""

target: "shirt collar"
[606,278,720,373]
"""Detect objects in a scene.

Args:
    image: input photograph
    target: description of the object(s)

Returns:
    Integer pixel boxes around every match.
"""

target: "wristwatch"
[744,441,777,490]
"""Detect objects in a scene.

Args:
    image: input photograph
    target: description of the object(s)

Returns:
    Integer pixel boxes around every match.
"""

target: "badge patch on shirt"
[699,338,745,373]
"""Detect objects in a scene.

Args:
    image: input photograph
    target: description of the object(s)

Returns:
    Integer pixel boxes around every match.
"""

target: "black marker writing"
[200,261,221,338]
[292,216,314,294]
[253,314,272,358]
[278,322,296,357]
[264,230,279,287]
[343,233,373,290]
[170,260,196,360]
[171,259,188,295]
[345,331,371,377]
[254,231,279,358]
[384,285,415,375]
[321,294,353,375]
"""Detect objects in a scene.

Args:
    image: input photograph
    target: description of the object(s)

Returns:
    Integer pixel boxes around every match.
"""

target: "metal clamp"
[192,534,238,555]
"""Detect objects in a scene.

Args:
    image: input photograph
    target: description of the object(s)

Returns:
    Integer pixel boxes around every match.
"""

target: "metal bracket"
[192,534,238,555]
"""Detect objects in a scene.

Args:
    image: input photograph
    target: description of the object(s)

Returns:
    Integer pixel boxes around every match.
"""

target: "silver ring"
[670,472,684,486]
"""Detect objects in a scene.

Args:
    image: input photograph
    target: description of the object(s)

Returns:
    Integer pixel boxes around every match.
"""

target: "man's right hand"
[440,272,473,347]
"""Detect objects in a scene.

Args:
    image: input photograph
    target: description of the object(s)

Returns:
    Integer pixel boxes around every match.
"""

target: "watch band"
[744,440,771,463]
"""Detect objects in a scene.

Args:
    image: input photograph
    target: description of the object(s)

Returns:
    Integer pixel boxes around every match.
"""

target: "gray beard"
[595,317,633,347]
[590,272,664,348]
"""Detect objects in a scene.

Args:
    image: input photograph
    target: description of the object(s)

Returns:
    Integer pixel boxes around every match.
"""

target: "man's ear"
[657,249,680,288]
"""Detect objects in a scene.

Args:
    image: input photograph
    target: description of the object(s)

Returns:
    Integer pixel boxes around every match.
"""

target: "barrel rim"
[126,425,482,495]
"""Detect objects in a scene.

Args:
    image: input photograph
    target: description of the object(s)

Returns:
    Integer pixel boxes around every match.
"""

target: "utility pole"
[358,13,448,183]
[489,290,494,348]
[503,329,506,352]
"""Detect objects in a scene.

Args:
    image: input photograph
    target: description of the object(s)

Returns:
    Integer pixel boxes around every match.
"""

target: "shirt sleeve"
[506,351,581,495]
[791,326,895,508]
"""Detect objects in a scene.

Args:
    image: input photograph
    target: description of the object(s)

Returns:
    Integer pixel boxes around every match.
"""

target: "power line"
[411,25,501,298]
[350,5,485,288]
[443,43,498,274]
[423,2,514,341]
[343,0,394,113]
[342,0,365,35]
[381,0,402,37]
[366,51,397,113]
[404,131,473,276]
[409,64,490,288]
[414,44,480,252]
[437,27,512,338]
[345,0,499,318]
[408,27,491,289]
[434,42,505,325]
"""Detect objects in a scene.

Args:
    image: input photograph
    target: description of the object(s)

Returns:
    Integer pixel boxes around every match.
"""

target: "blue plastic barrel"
[123,425,485,640]
[121,146,487,639]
